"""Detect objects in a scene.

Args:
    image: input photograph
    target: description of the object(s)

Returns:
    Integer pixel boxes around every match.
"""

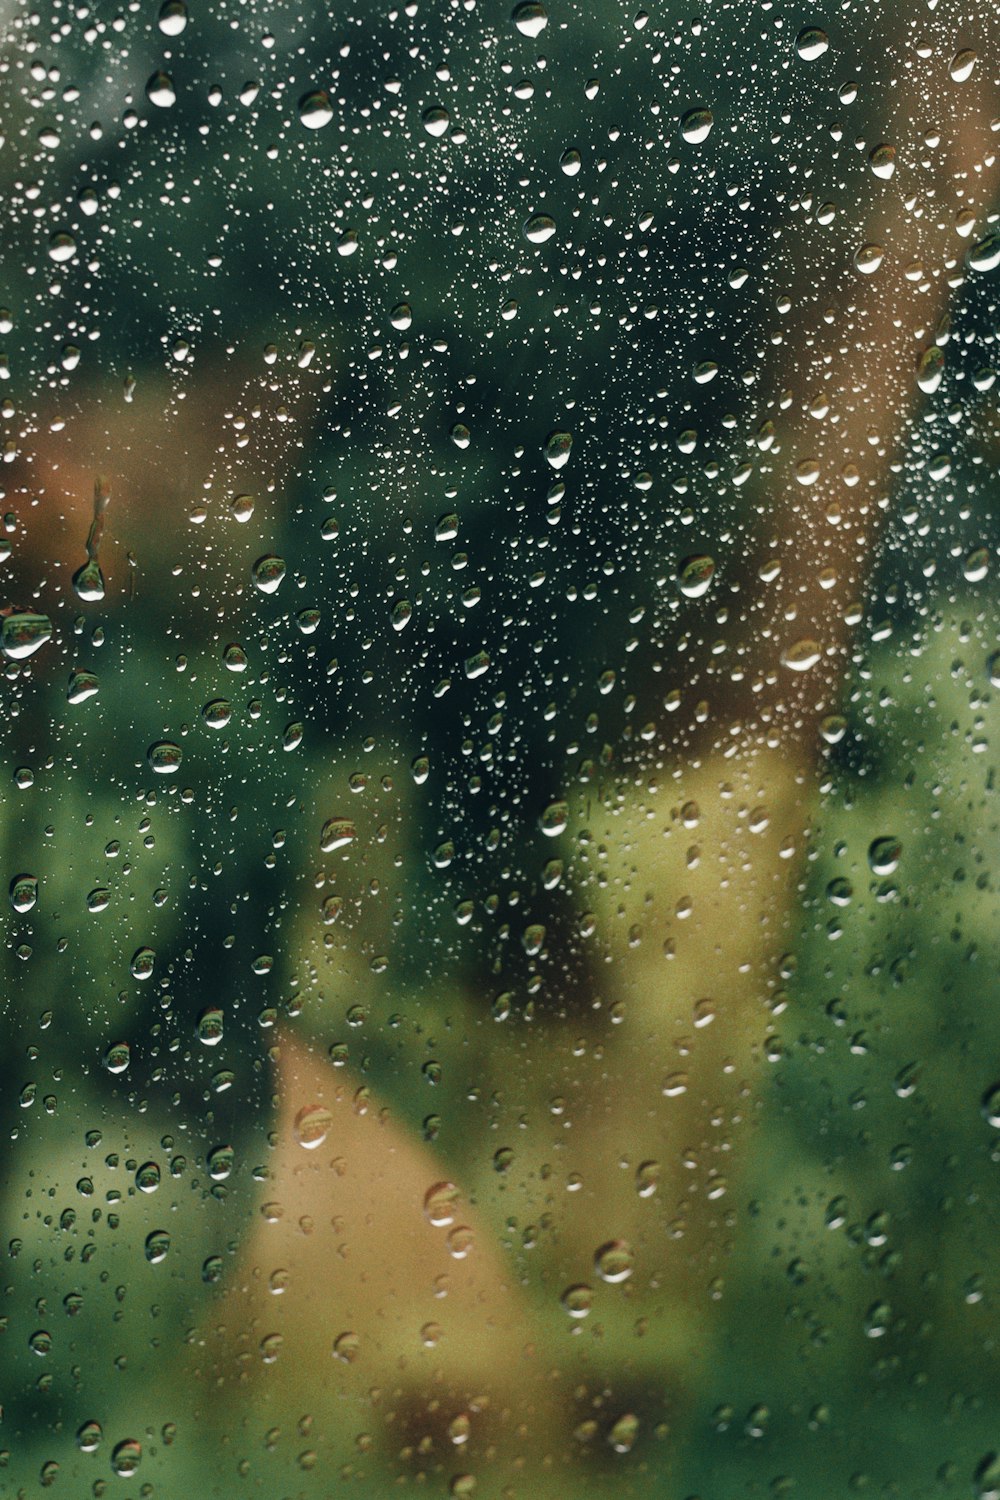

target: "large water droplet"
[968,232,1000,273]
[294,1103,333,1149]
[298,90,333,129]
[781,639,821,671]
[543,430,572,469]
[1,611,52,660]
[795,26,829,61]
[146,71,176,108]
[868,837,901,876]
[594,1238,634,1283]
[157,0,187,35]
[252,554,286,594]
[524,213,556,244]
[680,107,713,144]
[512,1,547,37]
[677,554,715,598]
[147,741,182,775]
[9,873,37,913]
[73,558,105,601]
[949,48,977,83]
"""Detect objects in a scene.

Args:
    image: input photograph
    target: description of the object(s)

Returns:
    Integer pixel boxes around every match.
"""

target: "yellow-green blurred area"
[0,0,999,1496]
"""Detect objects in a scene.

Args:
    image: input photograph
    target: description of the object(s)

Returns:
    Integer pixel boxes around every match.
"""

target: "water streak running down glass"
[0,0,999,1496]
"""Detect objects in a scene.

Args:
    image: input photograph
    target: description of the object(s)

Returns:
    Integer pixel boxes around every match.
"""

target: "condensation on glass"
[0,0,999,1496]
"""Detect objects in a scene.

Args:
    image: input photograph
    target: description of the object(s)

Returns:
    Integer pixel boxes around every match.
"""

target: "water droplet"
[795,26,829,61]
[447,1224,474,1259]
[48,232,76,263]
[964,546,989,583]
[298,89,333,129]
[76,1420,102,1453]
[230,493,254,522]
[391,598,413,632]
[1,611,52,660]
[512,1,547,37]
[543,430,572,469]
[158,0,187,32]
[974,1453,1000,1500]
[102,1041,130,1074]
[424,1180,459,1227]
[66,668,99,704]
[422,106,450,138]
[197,1006,224,1046]
[252,554,286,594]
[677,554,715,598]
[560,148,581,176]
[87,887,110,913]
[523,213,556,244]
[968,232,1000,274]
[135,1161,161,1193]
[207,1143,234,1180]
[390,301,412,330]
[781,639,821,672]
[333,1330,360,1363]
[147,741,182,775]
[868,837,901,876]
[636,1160,660,1198]
[450,422,471,449]
[130,947,155,980]
[321,817,355,852]
[539,799,568,836]
[916,345,945,394]
[561,1283,593,1318]
[982,1086,1000,1128]
[294,1103,333,1149]
[73,558,105,601]
[223,642,248,671]
[594,1238,634,1283]
[868,143,896,180]
[854,243,884,275]
[29,1328,52,1355]
[202,699,232,729]
[9,873,37,913]
[987,651,1000,689]
[146,71,176,108]
[950,48,977,83]
[464,650,490,679]
[609,1413,640,1454]
[680,107,713,144]
[111,1440,142,1478]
